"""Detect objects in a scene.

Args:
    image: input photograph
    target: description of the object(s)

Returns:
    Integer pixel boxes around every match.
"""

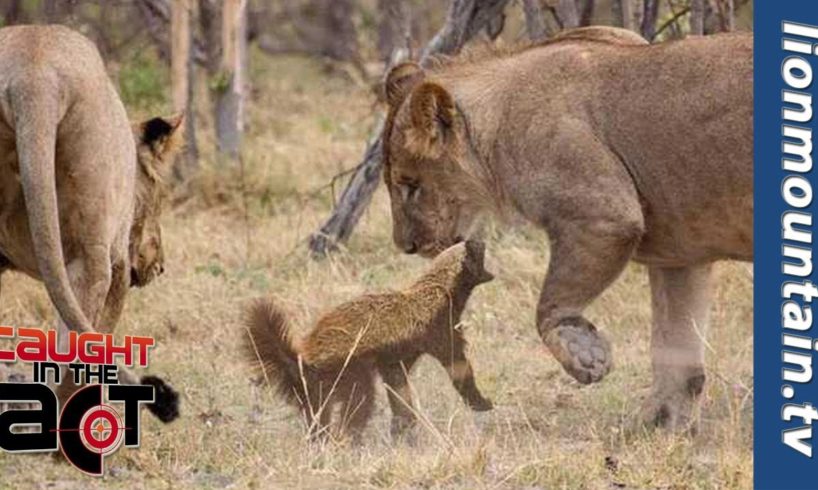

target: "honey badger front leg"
[536,201,644,384]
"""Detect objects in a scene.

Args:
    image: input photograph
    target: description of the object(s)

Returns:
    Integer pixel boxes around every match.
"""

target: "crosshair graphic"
[50,384,141,476]
[77,404,126,455]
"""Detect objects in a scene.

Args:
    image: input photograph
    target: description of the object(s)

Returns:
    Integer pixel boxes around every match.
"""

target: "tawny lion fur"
[244,241,494,439]
[382,27,752,430]
[0,25,182,421]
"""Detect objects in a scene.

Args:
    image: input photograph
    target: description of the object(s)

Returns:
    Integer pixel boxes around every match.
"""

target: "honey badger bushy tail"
[244,299,308,405]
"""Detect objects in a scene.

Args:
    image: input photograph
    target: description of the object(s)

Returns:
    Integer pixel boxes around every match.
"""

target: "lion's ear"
[406,82,455,155]
[385,62,425,108]
[139,113,185,165]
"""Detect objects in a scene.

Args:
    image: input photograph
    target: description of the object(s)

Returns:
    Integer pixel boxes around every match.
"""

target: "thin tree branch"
[652,6,691,41]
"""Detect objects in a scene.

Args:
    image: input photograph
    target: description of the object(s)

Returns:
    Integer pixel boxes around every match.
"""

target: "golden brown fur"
[244,241,494,439]
[0,25,182,421]
[382,27,752,430]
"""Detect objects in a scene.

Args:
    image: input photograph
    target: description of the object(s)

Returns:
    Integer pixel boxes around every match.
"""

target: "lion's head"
[382,62,489,258]
[130,115,183,287]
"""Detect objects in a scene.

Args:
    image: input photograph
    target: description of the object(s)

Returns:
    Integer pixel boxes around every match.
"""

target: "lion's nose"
[159,265,165,275]
[404,242,418,254]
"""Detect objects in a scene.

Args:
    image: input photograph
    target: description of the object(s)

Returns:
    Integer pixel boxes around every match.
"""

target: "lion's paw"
[631,384,702,435]
[545,318,612,385]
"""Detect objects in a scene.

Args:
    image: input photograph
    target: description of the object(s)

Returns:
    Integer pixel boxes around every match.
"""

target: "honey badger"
[244,241,494,439]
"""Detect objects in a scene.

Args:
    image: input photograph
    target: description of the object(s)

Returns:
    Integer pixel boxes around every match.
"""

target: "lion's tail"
[9,72,91,335]
[244,299,309,405]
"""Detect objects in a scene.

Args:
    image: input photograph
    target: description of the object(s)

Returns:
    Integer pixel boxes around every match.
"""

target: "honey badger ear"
[139,113,185,162]
[385,62,425,108]
[406,82,456,155]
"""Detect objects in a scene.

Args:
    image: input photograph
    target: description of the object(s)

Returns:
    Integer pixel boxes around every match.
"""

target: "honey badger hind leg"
[377,354,421,438]
[338,371,376,443]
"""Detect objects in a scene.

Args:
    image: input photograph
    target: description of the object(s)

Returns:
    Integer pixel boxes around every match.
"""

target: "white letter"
[783,56,813,90]
[783,426,814,457]
[783,281,818,303]
[783,211,813,243]
[783,38,815,56]
[783,91,814,123]
[783,125,814,172]
[783,245,814,277]
[783,175,813,208]
[784,333,815,350]
[783,351,814,383]
[784,21,818,42]
[783,301,813,331]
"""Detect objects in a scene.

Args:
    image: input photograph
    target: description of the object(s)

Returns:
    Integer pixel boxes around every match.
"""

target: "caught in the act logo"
[0,326,159,475]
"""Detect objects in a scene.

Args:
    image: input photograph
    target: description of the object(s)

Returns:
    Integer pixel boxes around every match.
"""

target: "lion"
[381,27,752,430]
[0,25,181,422]
[244,241,494,440]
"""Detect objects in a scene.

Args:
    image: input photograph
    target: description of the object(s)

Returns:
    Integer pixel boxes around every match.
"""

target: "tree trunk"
[214,0,246,161]
[377,0,410,62]
[554,0,580,29]
[522,0,548,41]
[616,0,643,33]
[323,0,361,65]
[579,0,595,27]
[716,0,734,32]
[309,0,512,257]
[171,0,198,180]
[199,0,221,76]
[2,0,23,25]
[421,0,510,60]
[690,0,704,35]
[641,0,659,40]
[138,0,208,64]
[43,0,59,23]
[611,0,623,27]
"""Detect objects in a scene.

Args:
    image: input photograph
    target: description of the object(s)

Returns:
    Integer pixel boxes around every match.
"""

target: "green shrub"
[118,51,168,110]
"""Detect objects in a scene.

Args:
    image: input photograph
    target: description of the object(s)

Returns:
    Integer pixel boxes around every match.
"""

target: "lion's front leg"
[537,217,643,385]
[640,263,712,432]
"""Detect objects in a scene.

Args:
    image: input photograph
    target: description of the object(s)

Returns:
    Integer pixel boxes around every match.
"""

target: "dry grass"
[0,51,752,489]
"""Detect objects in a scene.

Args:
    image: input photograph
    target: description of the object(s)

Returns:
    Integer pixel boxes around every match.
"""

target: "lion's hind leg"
[55,246,112,405]
[97,256,128,334]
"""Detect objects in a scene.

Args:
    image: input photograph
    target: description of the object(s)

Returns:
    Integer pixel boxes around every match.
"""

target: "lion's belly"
[633,192,753,267]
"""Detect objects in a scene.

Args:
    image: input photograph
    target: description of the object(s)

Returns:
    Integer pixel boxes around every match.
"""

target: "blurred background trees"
[0,0,753,248]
